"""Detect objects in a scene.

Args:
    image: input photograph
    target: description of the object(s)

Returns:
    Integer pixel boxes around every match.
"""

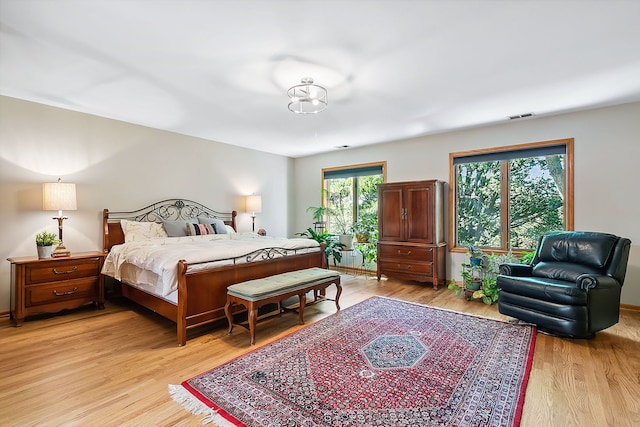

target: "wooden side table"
[7,251,106,326]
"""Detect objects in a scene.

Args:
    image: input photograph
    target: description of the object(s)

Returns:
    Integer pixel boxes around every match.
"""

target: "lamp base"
[51,243,71,257]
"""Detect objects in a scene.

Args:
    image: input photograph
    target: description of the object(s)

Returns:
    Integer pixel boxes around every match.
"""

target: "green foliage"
[306,206,327,223]
[296,228,346,266]
[455,154,565,250]
[325,173,383,236]
[466,245,484,258]
[461,263,482,286]
[448,280,464,296]
[35,231,59,246]
[472,277,499,305]
[352,216,378,243]
[355,240,378,268]
[519,250,535,265]
[450,251,518,305]
[326,179,353,234]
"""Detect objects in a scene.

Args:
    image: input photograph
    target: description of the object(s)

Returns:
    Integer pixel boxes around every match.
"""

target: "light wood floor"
[1,275,638,427]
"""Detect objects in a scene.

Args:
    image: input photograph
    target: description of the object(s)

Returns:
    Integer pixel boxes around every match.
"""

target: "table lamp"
[246,195,262,232]
[42,178,77,257]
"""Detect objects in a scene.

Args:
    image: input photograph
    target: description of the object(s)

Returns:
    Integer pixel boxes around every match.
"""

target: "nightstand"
[8,251,106,326]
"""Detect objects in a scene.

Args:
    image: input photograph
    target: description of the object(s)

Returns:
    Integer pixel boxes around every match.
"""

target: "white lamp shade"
[43,180,77,211]
[246,195,262,213]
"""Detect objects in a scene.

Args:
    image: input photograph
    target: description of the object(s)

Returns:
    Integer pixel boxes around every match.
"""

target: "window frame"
[448,138,574,253]
[321,161,387,232]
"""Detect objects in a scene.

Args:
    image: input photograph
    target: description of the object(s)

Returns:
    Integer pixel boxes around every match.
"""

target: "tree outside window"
[451,139,573,252]
[322,162,386,236]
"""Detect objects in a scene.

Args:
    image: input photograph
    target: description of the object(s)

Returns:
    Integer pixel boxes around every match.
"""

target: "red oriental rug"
[170,296,536,427]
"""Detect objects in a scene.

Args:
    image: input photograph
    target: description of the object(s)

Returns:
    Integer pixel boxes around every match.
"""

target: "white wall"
[0,96,294,312]
[293,102,640,306]
[2,97,638,310]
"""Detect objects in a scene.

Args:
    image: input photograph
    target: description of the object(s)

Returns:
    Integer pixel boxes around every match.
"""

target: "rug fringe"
[168,384,237,427]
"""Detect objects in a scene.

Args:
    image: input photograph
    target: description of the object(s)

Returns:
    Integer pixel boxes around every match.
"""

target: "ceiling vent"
[508,113,535,120]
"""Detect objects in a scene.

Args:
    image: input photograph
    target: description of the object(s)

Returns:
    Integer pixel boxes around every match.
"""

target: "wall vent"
[508,112,535,120]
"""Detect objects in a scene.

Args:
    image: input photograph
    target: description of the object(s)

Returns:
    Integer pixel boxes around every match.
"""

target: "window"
[449,139,573,252]
[322,162,386,235]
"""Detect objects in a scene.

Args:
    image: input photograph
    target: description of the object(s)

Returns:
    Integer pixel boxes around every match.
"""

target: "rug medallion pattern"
[172,296,536,427]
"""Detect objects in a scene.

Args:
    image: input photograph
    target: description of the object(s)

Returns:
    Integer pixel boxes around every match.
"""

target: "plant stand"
[462,263,483,301]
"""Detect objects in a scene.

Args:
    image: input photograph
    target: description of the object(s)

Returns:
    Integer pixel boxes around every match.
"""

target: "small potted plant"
[306,206,327,226]
[467,245,484,266]
[35,231,59,259]
[351,217,377,243]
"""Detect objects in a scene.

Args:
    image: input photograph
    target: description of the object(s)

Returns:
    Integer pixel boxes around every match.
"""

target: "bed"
[101,199,325,346]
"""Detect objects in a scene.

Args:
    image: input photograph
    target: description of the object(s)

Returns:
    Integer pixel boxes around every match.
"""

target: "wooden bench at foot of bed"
[224,268,342,345]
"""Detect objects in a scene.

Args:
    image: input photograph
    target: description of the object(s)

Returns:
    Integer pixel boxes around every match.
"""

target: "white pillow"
[121,219,168,242]
[225,224,237,234]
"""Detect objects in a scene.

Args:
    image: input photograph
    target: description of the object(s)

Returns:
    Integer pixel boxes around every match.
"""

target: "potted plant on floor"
[35,231,59,259]
[448,252,516,305]
[296,228,346,266]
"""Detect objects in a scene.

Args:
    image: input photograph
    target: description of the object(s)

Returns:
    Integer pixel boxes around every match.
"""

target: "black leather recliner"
[497,231,631,338]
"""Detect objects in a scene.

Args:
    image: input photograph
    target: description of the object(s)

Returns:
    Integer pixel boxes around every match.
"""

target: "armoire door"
[404,182,434,243]
[378,184,404,241]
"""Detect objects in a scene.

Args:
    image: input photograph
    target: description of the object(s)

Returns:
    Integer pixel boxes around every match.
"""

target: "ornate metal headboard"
[103,199,238,252]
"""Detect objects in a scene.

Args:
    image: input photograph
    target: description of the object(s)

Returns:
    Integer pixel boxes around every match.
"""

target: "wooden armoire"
[376,180,446,289]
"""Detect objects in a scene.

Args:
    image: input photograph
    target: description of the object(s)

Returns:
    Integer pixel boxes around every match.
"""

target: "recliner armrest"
[499,263,533,276]
[577,274,621,291]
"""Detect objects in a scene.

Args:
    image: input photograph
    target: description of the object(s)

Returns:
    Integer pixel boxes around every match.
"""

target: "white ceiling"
[1,1,640,158]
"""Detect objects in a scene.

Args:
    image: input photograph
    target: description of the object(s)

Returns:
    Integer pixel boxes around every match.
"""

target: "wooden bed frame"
[102,199,325,346]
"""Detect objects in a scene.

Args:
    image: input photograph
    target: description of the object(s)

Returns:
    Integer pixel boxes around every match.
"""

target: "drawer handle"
[53,287,78,296]
[53,266,78,275]
[397,251,412,256]
[397,264,412,269]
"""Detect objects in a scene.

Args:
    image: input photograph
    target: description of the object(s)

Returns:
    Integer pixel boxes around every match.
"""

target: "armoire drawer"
[379,260,433,276]
[378,244,433,261]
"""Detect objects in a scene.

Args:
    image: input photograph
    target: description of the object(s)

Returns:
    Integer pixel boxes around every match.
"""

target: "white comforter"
[102,233,320,296]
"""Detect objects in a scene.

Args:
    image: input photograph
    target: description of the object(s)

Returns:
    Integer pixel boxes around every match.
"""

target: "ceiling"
[1,1,640,158]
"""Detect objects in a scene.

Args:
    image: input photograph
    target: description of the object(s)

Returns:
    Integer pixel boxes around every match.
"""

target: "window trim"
[448,138,574,253]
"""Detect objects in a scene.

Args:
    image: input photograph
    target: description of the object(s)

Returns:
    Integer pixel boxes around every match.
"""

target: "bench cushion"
[227,268,340,300]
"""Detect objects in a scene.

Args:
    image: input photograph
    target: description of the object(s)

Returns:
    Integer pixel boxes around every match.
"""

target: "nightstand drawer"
[25,257,102,285]
[378,244,433,261]
[25,277,100,307]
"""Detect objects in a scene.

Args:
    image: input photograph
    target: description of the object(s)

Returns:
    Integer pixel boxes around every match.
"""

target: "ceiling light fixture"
[287,77,328,114]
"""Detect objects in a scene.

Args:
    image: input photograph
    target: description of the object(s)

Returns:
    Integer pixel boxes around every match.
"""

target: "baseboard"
[0,310,9,318]
[620,304,640,312]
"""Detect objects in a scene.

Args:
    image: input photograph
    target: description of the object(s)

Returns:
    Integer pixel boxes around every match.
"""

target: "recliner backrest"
[531,231,627,283]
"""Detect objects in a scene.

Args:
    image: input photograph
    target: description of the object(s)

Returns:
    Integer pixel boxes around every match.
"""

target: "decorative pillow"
[225,224,237,234]
[186,223,215,236]
[162,219,197,237]
[198,217,228,234]
[121,219,168,242]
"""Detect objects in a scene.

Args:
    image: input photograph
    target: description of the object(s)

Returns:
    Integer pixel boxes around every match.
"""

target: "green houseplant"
[351,216,377,243]
[306,206,327,225]
[449,251,517,305]
[296,227,346,266]
[35,231,59,259]
[466,245,484,266]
